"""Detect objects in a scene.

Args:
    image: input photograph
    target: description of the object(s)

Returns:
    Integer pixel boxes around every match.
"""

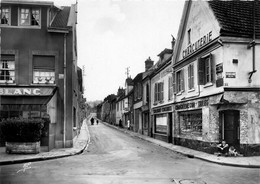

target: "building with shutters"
[172,0,260,156]
[150,47,174,143]
[0,0,81,151]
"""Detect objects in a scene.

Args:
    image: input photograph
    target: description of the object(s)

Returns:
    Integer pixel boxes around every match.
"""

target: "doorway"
[220,110,240,148]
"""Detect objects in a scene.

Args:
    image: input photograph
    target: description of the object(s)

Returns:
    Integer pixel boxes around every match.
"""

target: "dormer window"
[0,7,10,25]
[20,8,40,26]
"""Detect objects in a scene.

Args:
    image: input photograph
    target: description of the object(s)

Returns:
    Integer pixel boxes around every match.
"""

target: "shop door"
[221,110,240,148]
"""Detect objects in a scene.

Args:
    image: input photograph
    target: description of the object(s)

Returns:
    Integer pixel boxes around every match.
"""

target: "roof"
[157,48,173,57]
[50,6,71,29]
[208,0,260,38]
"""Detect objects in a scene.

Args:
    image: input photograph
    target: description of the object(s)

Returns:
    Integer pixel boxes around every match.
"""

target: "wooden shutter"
[181,69,185,91]
[33,56,55,70]
[154,83,157,102]
[173,72,176,94]
[209,53,214,82]
[161,82,164,101]
[198,57,205,85]
[1,55,15,61]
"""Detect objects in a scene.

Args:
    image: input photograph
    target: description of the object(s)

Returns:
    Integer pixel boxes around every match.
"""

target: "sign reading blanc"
[0,88,53,96]
[182,31,212,59]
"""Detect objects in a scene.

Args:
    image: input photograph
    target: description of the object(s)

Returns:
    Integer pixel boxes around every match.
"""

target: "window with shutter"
[198,54,214,85]
[33,55,55,84]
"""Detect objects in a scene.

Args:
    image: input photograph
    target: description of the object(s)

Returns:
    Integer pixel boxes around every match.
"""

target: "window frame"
[176,69,184,93]
[19,7,41,27]
[0,6,11,26]
[179,110,202,135]
[198,53,214,85]
[0,55,15,84]
[188,63,194,90]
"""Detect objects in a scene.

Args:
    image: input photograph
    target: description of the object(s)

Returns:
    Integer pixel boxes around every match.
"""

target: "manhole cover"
[173,179,207,184]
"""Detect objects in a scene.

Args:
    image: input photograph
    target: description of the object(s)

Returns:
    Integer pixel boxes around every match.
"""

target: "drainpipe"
[63,33,67,148]
[248,1,257,82]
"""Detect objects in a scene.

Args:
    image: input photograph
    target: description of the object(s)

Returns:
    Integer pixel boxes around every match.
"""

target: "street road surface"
[0,121,259,184]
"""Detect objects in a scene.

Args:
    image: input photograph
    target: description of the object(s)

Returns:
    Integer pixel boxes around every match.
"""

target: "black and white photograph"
[0,0,259,183]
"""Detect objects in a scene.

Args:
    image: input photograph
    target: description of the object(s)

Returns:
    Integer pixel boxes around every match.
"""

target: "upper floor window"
[33,56,55,84]
[176,69,184,93]
[188,29,191,44]
[198,54,214,85]
[154,82,164,103]
[0,55,15,83]
[20,8,40,26]
[0,7,10,25]
[188,64,194,90]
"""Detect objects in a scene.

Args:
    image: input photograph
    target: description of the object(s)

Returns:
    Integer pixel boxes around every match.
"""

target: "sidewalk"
[102,121,260,168]
[0,119,90,166]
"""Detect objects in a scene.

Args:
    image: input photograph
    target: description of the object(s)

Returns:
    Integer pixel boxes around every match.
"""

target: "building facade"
[151,48,174,143]
[172,0,260,156]
[0,0,81,150]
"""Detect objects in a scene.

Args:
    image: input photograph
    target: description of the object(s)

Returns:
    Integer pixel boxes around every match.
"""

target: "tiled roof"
[208,0,260,38]
[50,6,71,29]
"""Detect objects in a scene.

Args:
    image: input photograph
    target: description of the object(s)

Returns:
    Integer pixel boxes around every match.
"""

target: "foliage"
[0,118,44,142]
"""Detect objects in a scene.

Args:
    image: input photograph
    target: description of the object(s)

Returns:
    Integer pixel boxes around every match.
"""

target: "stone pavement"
[0,119,90,166]
[102,121,260,168]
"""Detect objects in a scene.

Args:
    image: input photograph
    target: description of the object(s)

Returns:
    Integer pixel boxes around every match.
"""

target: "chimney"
[145,57,154,71]
[171,35,176,51]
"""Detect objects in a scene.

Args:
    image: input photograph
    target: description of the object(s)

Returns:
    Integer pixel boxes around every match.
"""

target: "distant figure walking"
[91,118,94,125]
[96,120,99,125]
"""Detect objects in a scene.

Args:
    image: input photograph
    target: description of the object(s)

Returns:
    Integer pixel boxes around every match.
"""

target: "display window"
[179,110,202,135]
[155,114,167,134]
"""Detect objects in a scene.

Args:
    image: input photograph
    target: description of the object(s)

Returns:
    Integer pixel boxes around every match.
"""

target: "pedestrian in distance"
[96,120,99,125]
[91,117,94,125]
[217,140,229,156]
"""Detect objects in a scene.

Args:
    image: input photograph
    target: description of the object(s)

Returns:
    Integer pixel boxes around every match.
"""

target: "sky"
[54,0,185,102]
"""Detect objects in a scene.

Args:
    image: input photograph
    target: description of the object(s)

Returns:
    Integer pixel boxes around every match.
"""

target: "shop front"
[174,90,260,156]
[174,96,217,154]
[152,105,173,143]
[0,87,57,150]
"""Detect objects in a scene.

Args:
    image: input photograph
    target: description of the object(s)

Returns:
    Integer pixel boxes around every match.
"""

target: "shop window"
[176,69,184,93]
[198,54,214,85]
[0,55,15,83]
[168,76,173,100]
[33,55,55,84]
[20,8,40,26]
[179,110,202,135]
[155,114,167,134]
[0,7,10,25]
[154,82,164,103]
[188,64,194,90]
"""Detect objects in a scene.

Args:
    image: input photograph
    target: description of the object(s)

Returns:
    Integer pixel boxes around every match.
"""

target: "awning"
[210,92,248,106]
